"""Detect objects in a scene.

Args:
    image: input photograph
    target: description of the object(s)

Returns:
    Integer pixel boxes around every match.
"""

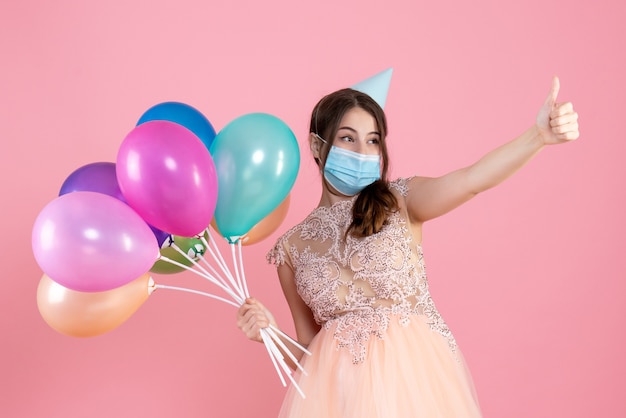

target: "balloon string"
[159,255,242,304]
[193,249,232,292]
[265,327,308,376]
[198,231,232,282]
[237,240,251,298]
[200,229,245,300]
[199,228,238,300]
[260,330,287,387]
[205,228,237,278]
[269,324,312,356]
[230,243,246,300]
[189,244,234,296]
[261,329,306,399]
[159,229,306,398]
[155,284,240,308]
[156,285,307,395]
[202,228,230,273]
[169,243,218,280]
[168,243,243,305]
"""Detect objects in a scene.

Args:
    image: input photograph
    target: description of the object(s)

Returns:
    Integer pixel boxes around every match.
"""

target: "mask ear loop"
[313,96,329,144]
[313,133,327,144]
[312,96,332,173]
[312,97,344,198]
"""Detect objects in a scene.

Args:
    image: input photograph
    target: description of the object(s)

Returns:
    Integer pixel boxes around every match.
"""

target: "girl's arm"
[406,76,579,223]
[237,263,320,369]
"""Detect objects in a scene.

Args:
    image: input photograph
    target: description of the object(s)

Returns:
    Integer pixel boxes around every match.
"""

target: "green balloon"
[150,236,206,275]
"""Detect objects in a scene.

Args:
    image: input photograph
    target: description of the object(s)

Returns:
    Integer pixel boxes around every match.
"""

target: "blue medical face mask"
[322,144,381,196]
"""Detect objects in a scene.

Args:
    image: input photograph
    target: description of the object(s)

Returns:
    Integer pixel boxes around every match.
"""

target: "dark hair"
[310,88,398,238]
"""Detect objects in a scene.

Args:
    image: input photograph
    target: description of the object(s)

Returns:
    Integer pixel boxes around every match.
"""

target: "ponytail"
[347,180,398,238]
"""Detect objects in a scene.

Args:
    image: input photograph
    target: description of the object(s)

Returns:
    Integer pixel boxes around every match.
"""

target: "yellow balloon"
[37,273,154,337]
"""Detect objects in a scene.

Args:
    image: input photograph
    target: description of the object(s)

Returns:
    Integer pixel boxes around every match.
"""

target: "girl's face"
[331,107,381,156]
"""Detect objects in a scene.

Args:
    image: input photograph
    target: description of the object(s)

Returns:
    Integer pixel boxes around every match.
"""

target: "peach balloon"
[243,194,290,245]
[211,195,290,245]
[37,273,155,337]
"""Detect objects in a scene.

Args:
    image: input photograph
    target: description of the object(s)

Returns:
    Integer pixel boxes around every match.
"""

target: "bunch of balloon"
[31,104,310,396]
[122,112,302,315]
[32,101,221,337]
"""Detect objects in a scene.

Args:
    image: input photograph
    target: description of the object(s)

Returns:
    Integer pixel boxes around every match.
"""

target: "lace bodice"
[268,178,457,363]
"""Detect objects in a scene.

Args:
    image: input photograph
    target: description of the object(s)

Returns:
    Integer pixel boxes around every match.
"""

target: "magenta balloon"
[116,120,218,236]
[32,192,160,292]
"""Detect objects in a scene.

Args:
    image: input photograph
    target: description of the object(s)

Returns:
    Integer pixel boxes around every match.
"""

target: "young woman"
[237,77,579,417]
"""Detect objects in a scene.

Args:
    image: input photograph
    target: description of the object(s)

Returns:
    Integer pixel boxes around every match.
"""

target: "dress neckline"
[313,195,358,211]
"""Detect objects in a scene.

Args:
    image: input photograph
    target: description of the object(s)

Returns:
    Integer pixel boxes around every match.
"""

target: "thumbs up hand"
[536,76,580,145]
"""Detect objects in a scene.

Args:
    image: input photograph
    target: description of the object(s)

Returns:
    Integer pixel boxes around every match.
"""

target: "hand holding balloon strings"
[33,105,307,397]
[155,227,310,398]
[127,111,307,395]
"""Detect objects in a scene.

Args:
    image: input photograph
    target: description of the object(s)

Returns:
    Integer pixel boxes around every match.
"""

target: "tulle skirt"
[279,314,482,418]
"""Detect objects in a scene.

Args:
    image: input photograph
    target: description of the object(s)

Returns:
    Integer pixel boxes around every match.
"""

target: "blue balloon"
[210,113,300,241]
[137,102,217,150]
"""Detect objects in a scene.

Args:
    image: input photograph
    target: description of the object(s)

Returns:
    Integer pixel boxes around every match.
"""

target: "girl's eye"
[368,138,380,145]
[340,136,354,142]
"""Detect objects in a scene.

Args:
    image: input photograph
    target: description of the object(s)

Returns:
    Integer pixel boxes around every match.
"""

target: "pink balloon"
[116,120,218,236]
[32,191,160,292]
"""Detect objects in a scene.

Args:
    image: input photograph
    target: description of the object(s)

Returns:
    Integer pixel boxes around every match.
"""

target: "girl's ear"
[309,132,322,160]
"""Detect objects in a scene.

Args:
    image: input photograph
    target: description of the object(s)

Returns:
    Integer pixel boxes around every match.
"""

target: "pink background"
[2,0,624,417]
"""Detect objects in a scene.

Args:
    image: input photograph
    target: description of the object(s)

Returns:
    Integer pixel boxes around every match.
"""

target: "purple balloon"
[149,225,171,248]
[116,120,218,237]
[59,162,126,202]
[59,161,170,246]
[32,191,160,292]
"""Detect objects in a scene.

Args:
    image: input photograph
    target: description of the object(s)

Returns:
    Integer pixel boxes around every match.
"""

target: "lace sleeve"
[389,177,415,197]
[266,237,285,265]
[266,233,294,270]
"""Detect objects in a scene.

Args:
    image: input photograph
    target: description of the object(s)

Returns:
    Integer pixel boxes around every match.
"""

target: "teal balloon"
[210,113,299,241]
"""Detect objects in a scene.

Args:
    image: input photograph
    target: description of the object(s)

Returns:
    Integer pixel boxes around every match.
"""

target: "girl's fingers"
[550,111,578,127]
[550,102,574,118]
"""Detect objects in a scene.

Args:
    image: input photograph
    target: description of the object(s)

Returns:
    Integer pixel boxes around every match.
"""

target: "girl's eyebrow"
[337,126,381,136]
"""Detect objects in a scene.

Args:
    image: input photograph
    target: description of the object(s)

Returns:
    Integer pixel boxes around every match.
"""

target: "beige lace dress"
[268,178,482,417]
